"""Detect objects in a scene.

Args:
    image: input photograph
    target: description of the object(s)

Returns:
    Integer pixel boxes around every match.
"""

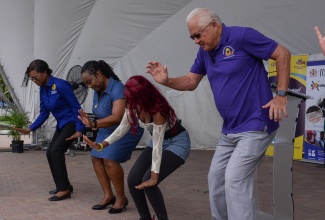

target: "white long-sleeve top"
[104,109,171,174]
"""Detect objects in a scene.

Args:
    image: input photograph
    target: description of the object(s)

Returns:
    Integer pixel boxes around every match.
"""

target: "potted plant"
[0,109,30,153]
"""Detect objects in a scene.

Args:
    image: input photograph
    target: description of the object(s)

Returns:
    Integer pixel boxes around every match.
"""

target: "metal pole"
[0,64,23,112]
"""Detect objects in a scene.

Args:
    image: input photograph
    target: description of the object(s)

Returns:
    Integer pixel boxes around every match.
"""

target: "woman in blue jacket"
[15,59,84,201]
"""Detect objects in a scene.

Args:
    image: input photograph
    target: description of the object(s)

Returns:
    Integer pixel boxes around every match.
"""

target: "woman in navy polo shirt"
[16,59,84,201]
[77,60,144,214]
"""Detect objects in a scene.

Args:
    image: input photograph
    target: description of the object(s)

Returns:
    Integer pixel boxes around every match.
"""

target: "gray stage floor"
[0,149,324,220]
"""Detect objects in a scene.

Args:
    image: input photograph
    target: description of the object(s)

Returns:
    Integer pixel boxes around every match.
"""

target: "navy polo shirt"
[30,75,84,132]
[92,78,125,142]
[190,24,279,134]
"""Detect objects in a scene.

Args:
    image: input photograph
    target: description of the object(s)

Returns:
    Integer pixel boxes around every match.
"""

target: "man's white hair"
[186,8,221,26]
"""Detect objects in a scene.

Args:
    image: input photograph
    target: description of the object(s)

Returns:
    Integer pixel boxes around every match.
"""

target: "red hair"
[124,75,177,133]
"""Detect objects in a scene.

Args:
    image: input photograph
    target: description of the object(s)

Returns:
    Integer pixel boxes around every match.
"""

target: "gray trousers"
[208,129,276,220]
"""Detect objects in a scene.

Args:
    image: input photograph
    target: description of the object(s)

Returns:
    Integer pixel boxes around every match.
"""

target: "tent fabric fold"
[0,0,324,148]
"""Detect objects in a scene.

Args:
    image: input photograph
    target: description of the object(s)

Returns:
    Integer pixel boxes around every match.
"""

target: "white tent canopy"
[0,0,324,148]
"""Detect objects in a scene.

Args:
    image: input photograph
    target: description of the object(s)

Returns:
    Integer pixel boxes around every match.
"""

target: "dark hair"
[124,75,177,134]
[81,60,120,81]
[22,59,53,87]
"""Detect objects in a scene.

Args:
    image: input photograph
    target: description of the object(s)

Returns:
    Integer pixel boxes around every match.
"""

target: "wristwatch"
[276,90,288,97]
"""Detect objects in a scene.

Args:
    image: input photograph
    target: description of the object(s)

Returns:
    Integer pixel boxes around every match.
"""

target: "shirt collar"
[213,23,229,51]
[105,77,117,95]
[44,75,55,87]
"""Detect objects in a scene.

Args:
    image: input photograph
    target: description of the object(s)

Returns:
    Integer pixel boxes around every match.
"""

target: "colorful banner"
[304,60,325,163]
[267,54,308,160]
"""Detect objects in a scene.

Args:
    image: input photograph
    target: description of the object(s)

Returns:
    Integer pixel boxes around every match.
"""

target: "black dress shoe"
[49,189,57,194]
[48,191,71,201]
[92,196,116,210]
[108,198,128,214]
[49,185,73,194]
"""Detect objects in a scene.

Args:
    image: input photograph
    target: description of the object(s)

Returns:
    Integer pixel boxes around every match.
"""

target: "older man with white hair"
[147,7,291,220]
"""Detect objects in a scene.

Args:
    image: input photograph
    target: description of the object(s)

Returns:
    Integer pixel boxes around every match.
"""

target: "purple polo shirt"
[190,24,279,134]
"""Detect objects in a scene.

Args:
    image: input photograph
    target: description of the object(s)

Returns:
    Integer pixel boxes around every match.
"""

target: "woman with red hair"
[83,75,191,220]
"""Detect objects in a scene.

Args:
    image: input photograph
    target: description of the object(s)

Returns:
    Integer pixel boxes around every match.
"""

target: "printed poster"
[304,60,325,162]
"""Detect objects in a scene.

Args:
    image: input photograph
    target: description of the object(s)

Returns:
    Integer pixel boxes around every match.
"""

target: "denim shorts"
[147,131,191,161]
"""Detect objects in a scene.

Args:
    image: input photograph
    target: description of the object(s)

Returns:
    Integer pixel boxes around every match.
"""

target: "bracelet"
[97,143,104,151]
[92,119,97,128]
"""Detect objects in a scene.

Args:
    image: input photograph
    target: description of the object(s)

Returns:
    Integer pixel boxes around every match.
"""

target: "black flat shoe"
[108,198,128,214]
[92,196,116,210]
[49,185,73,194]
[49,189,57,194]
[48,192,71,201]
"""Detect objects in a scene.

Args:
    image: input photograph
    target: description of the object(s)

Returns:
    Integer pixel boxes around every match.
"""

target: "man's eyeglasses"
[29,74,41,81]
[190,20,214,40]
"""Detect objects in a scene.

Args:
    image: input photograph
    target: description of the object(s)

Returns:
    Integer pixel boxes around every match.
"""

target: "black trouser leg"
[128,147,152,219]
[46,123,75,191]
[128,147,185,220]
